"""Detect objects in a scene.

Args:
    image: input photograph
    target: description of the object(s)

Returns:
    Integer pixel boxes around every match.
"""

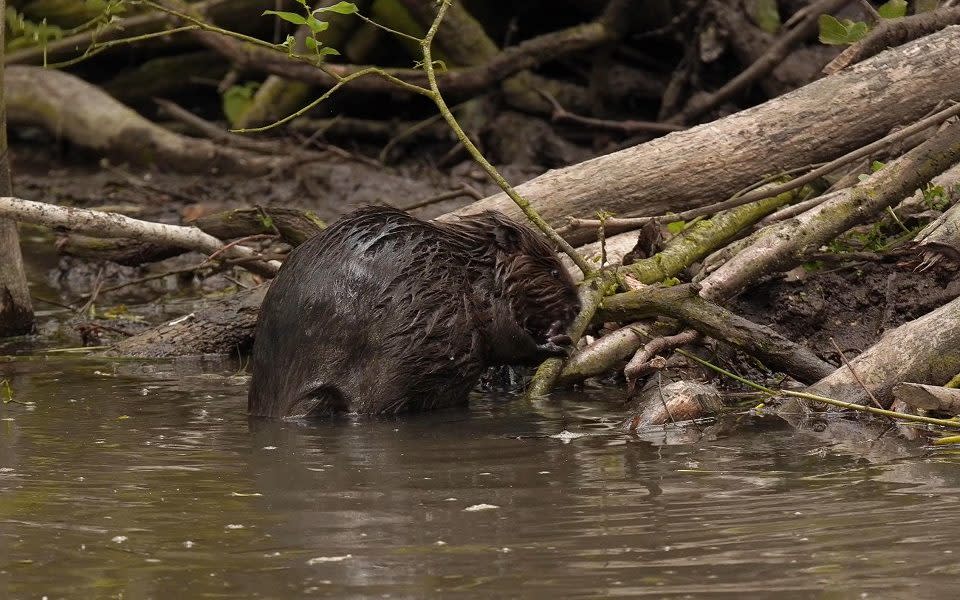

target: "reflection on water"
[1,356,959,599]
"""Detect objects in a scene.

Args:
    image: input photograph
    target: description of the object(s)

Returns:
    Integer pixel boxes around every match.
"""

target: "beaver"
[247,205,581,418]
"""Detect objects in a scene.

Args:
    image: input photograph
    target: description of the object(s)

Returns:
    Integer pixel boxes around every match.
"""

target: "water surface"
[1,356,959,599]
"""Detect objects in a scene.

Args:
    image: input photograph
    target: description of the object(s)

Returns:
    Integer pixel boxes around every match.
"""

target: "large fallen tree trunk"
[442,26,960,244]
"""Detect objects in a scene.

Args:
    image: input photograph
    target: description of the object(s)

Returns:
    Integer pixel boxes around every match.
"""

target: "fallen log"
[913,197,960,269]
[621,380,724,430]
[444,27,960,244]
[892,382,960,415]
[0,197,279,277]
[6,66,287,175]
[699,119,960,301]
[110,285,268,357]
[57,206,325,266]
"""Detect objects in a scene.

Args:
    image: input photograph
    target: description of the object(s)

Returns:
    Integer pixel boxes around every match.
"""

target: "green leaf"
[846,20,868,42]
[262,10,307,25]
[666,221,685,234]
[222,82,260,127]
[305,16,329,34]
[747,0,781,33]
[315,2,358,15]
[878,0,908,18]
[304,36,318,50]
[870,160,885,172]
[818,15,869,44]
[818,14,849,44]
[317,47,340,56]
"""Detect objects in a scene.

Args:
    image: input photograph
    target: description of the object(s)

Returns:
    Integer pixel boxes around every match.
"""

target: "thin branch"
[538,89,686,135]
[419,1,593,276]
[830,337,883,408]
[667,0,852,124]
[232,67,432,133]
[44,25,200,69]
[354,12,423,43]
[679,348,960,429]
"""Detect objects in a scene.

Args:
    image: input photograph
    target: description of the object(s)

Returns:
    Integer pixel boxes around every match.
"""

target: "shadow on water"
[1,355,960,598]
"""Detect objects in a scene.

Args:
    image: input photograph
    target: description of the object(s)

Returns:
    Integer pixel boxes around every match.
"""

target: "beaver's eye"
[550,269,558,278]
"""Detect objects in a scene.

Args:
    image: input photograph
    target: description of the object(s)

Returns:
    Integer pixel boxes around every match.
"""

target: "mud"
[735,258,960,363]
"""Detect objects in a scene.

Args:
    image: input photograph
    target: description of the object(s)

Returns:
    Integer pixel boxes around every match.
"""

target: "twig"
[43,25,200,69]
[678,349,960,429]
[625,328,701,391]
[538,89,686,135]
[400,185,483,211]
[830,337,883,408]
[155,99,302,156]
[419,1,593,276]
[667,0,852,124]
[379,111,449,164]
[77,267,105,315]
[77,264,216,300]
[857,0,882,23]
[203,234,276,263]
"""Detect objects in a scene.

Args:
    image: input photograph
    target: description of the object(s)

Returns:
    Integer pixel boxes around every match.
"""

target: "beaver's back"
[248,207,492,418]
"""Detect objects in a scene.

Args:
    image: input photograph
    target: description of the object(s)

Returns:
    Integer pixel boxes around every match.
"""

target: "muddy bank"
[735,259,959,363]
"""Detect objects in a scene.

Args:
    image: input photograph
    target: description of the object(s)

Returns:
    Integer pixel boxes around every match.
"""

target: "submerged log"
[110,285,268,357]
[621,380,724,430]
[444,27,960,244]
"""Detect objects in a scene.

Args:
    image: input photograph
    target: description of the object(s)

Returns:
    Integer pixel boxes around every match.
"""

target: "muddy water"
[0,356,958,599]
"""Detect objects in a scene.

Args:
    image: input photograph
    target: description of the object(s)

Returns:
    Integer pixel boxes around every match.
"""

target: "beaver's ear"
[492,223,523,250]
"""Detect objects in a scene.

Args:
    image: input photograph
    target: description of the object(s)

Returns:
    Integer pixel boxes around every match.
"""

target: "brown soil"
[734,258,960,363]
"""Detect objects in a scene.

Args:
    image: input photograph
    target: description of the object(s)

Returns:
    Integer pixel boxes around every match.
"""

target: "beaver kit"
[248,206,581,418]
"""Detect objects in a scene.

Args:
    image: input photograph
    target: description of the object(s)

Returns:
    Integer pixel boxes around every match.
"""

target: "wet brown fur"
[248,206,580,418]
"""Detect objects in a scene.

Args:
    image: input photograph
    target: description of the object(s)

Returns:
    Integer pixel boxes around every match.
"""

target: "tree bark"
[5,66,287,175]
[0,0,34,338]
[699,119,960,301]
[442,26,960,245]
[109,285,268,357]
[892,382,960,415]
